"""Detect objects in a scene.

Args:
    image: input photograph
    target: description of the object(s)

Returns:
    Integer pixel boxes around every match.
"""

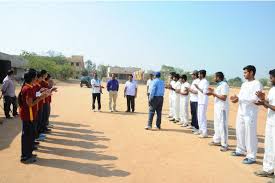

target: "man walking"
[207,72,229,152]
[124,75,138,112]
[230,65,263,164]
[107,74,119,112]
[194,70,209,138]
[91,73,102,112]
[254,69,275,177]
[188,70,200,133]
[1,69,18,119]
[145,72,165,130]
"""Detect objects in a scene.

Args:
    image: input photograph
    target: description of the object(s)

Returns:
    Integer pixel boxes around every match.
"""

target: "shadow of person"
[53,126,102,134]
[49,131,110,142]
[35,158,130,177]
[37,145,118,161]
[51,121,90,128]
[44,137,108,149]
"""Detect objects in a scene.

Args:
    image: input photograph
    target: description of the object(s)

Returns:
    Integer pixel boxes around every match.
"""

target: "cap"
[154,72,161,77]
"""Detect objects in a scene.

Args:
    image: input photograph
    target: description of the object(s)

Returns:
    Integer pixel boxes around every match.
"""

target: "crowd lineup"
[1,65,275,178]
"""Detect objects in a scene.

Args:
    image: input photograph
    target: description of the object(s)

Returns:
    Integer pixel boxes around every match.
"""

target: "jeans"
[147,96,164,128]
[190,101,199,129]
[126,95,135,112]
[92,93,101,110]
[3,96,18,117]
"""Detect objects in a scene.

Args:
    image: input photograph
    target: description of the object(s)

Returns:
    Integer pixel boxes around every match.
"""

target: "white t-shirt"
[190,78,200,102]
[267,86,275,125]
[198,78,209,105]
[214,81,229,111]
[180,82,190,98]
[91,79,101,93]
[238,80,263,117]
[170,80,176,96]
[147,79,152,94]
[125,80,138,96]
[174,81,181,98]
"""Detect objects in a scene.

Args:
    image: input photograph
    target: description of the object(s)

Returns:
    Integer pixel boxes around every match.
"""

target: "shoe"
[182,123,189,127]
[169,118,175,122]
[6,116,12,119]
[174,120,180,123]
[192,128,198,132]
[113,110,118,112]
[39,133,46,138]
[131,111,135,113]
[243,158,256,164]
[193,131,200,135]
[231,151,244,157]
[254,170,274,178]
[220,146,228,152]
[36,136,46,142]
[145,126,152,130]
[178,123,184,125]
[33,146,38,151]
[168,116,173,119]
[21,157,36,164]
[48,124,54,128]
[110,110,113,112]
[32,154,38,158]
[186,125,193,129]
[154,126,161,130]
[34,141,40,145]
[125,110,130,112]
[208,141,221,146]
[199,134,208,138]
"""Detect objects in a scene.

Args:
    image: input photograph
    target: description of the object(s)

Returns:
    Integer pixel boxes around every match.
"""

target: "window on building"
[71,63,74,66]
[76,62,80,67]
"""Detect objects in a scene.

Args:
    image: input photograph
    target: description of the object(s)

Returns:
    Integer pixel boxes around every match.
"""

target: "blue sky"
[0,1,274,79]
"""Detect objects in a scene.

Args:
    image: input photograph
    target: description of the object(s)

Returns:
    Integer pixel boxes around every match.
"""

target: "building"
[107,66,143,81]
[66,55,85,71]
[0,52,27,83]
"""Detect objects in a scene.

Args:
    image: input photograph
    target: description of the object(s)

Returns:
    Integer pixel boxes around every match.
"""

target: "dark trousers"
[41,103,49,132]
[190,101,199,129]
[147,96,164,128]
[21,121,34,158]
[3,96,18,117]
[36,107,44,136]
[92,93,101,110]
[126,95,135,112]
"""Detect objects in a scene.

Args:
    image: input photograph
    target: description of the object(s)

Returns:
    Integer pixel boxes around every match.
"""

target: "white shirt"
[125,80,138,96]
[180,82,190,99]
[238,80,263,117]
[147,79,152,94]
[198,78,209,105]
[267,86,275,125]
[214,81,229,111]
[174,81,181,98]
[170,80,176,96]
[190,78,200,102]
[91,79,101,94]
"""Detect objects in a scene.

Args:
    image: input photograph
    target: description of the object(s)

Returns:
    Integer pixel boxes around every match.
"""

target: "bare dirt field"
[0,82,271,183]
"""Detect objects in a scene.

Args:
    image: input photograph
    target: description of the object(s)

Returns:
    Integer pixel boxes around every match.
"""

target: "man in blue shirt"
[107,74,119,112]
[145,72,165,130]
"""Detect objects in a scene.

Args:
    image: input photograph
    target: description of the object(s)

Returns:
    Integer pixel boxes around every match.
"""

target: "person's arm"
[263,101,275,111]
[117,80,119,91]
[124,84,127,98]
[26,90,48,107]
[135,84,138,98]
[208,87,228,101]
[149,82,157,101]
[1,80,9,95]
[194,84,203,93]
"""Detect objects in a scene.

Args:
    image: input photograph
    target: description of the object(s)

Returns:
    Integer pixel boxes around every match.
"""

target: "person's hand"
[256,91,265,101]
[207,87,214,96]
[254,100,265,106]
[230,95,238,103]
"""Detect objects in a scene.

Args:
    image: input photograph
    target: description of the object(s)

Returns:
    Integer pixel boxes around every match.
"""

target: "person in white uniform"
[188,70,200,133]
[167,72,176,119]
[147,73,154,98]
[254,69,275,177]
[170,74,181,122]
[194,70,209,138]
[207,72,229,152]
[178,75,190,127]
[230,65,263,164]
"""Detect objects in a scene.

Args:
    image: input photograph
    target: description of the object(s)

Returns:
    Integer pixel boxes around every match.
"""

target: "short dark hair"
[28,69,37,79]
[199,70,207,78]
[174,74,180,80]
[269,69,275,77]
[7,69,14,76]
[40,70,47,76]
[170,72,176,76]
[215,72,224,81]
[243,65,256,76]
[37,71,42,78]
[129,74,133,78]
[181,74,187,81]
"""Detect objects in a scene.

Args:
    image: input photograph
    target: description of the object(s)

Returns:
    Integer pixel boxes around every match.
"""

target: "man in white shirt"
[147,73,154,98]
[167,72,176,118]
[124,75,138,112]
[207,72,229,152]
[170,74,181,122]
[91,73,102,112]
[188,70,200,132]
[177,74,190,127]
[254,69,275,177]
[230,65,263,164]
[194,70,209,138]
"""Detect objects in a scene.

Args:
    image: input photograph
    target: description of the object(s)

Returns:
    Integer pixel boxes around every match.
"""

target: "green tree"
[85,60,96,72]
[259,78,269,87]
[228,77,243,87]
[97,64,108,79]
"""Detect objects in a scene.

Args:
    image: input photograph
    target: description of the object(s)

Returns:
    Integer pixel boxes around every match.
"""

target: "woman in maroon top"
[19,71,48,164]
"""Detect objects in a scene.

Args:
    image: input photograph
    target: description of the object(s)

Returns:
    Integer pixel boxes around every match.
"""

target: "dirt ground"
[0,81,272,183]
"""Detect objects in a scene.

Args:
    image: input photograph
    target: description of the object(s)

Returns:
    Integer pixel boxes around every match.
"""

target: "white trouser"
[173,94,180,120]
[235,114,258,160]
[169,92,174,117]
[213,107,229,147]
[263,122,275,173]
[198,104,208,135]
[180,96,189,124]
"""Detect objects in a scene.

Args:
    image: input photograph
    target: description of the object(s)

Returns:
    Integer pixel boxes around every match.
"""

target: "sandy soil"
[0,82,272,183]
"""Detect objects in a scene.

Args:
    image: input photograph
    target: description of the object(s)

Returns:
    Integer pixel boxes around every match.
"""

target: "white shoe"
[186,125,193,129]
[182,123,188,127]
[110,110,113,112]
[199,134,208,138]
[193,131,200,135]
[178,122,184,125]
[145,126,152,130]
[114,110,118,112]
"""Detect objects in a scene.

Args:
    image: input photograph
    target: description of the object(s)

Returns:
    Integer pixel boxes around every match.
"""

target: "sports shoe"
[169,118,175,122]
[145,126,152,130]
[254,170,274,178]
[208,141,221,146]
[231,151,244,157]
[21,157,36,164]
[220,146,228,152]
[186,125,193,129]
[193,131,200,135]
[243,158,256,164]
[182,123,189,127]
[199,134,208,138]
[154,126,161,130]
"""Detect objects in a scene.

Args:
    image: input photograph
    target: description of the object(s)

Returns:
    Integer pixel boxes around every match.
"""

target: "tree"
[160,65,176,81]
[85,60,96,72]
[97,64,108,79]
[259,78,269,87]
[228,77,243,87]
